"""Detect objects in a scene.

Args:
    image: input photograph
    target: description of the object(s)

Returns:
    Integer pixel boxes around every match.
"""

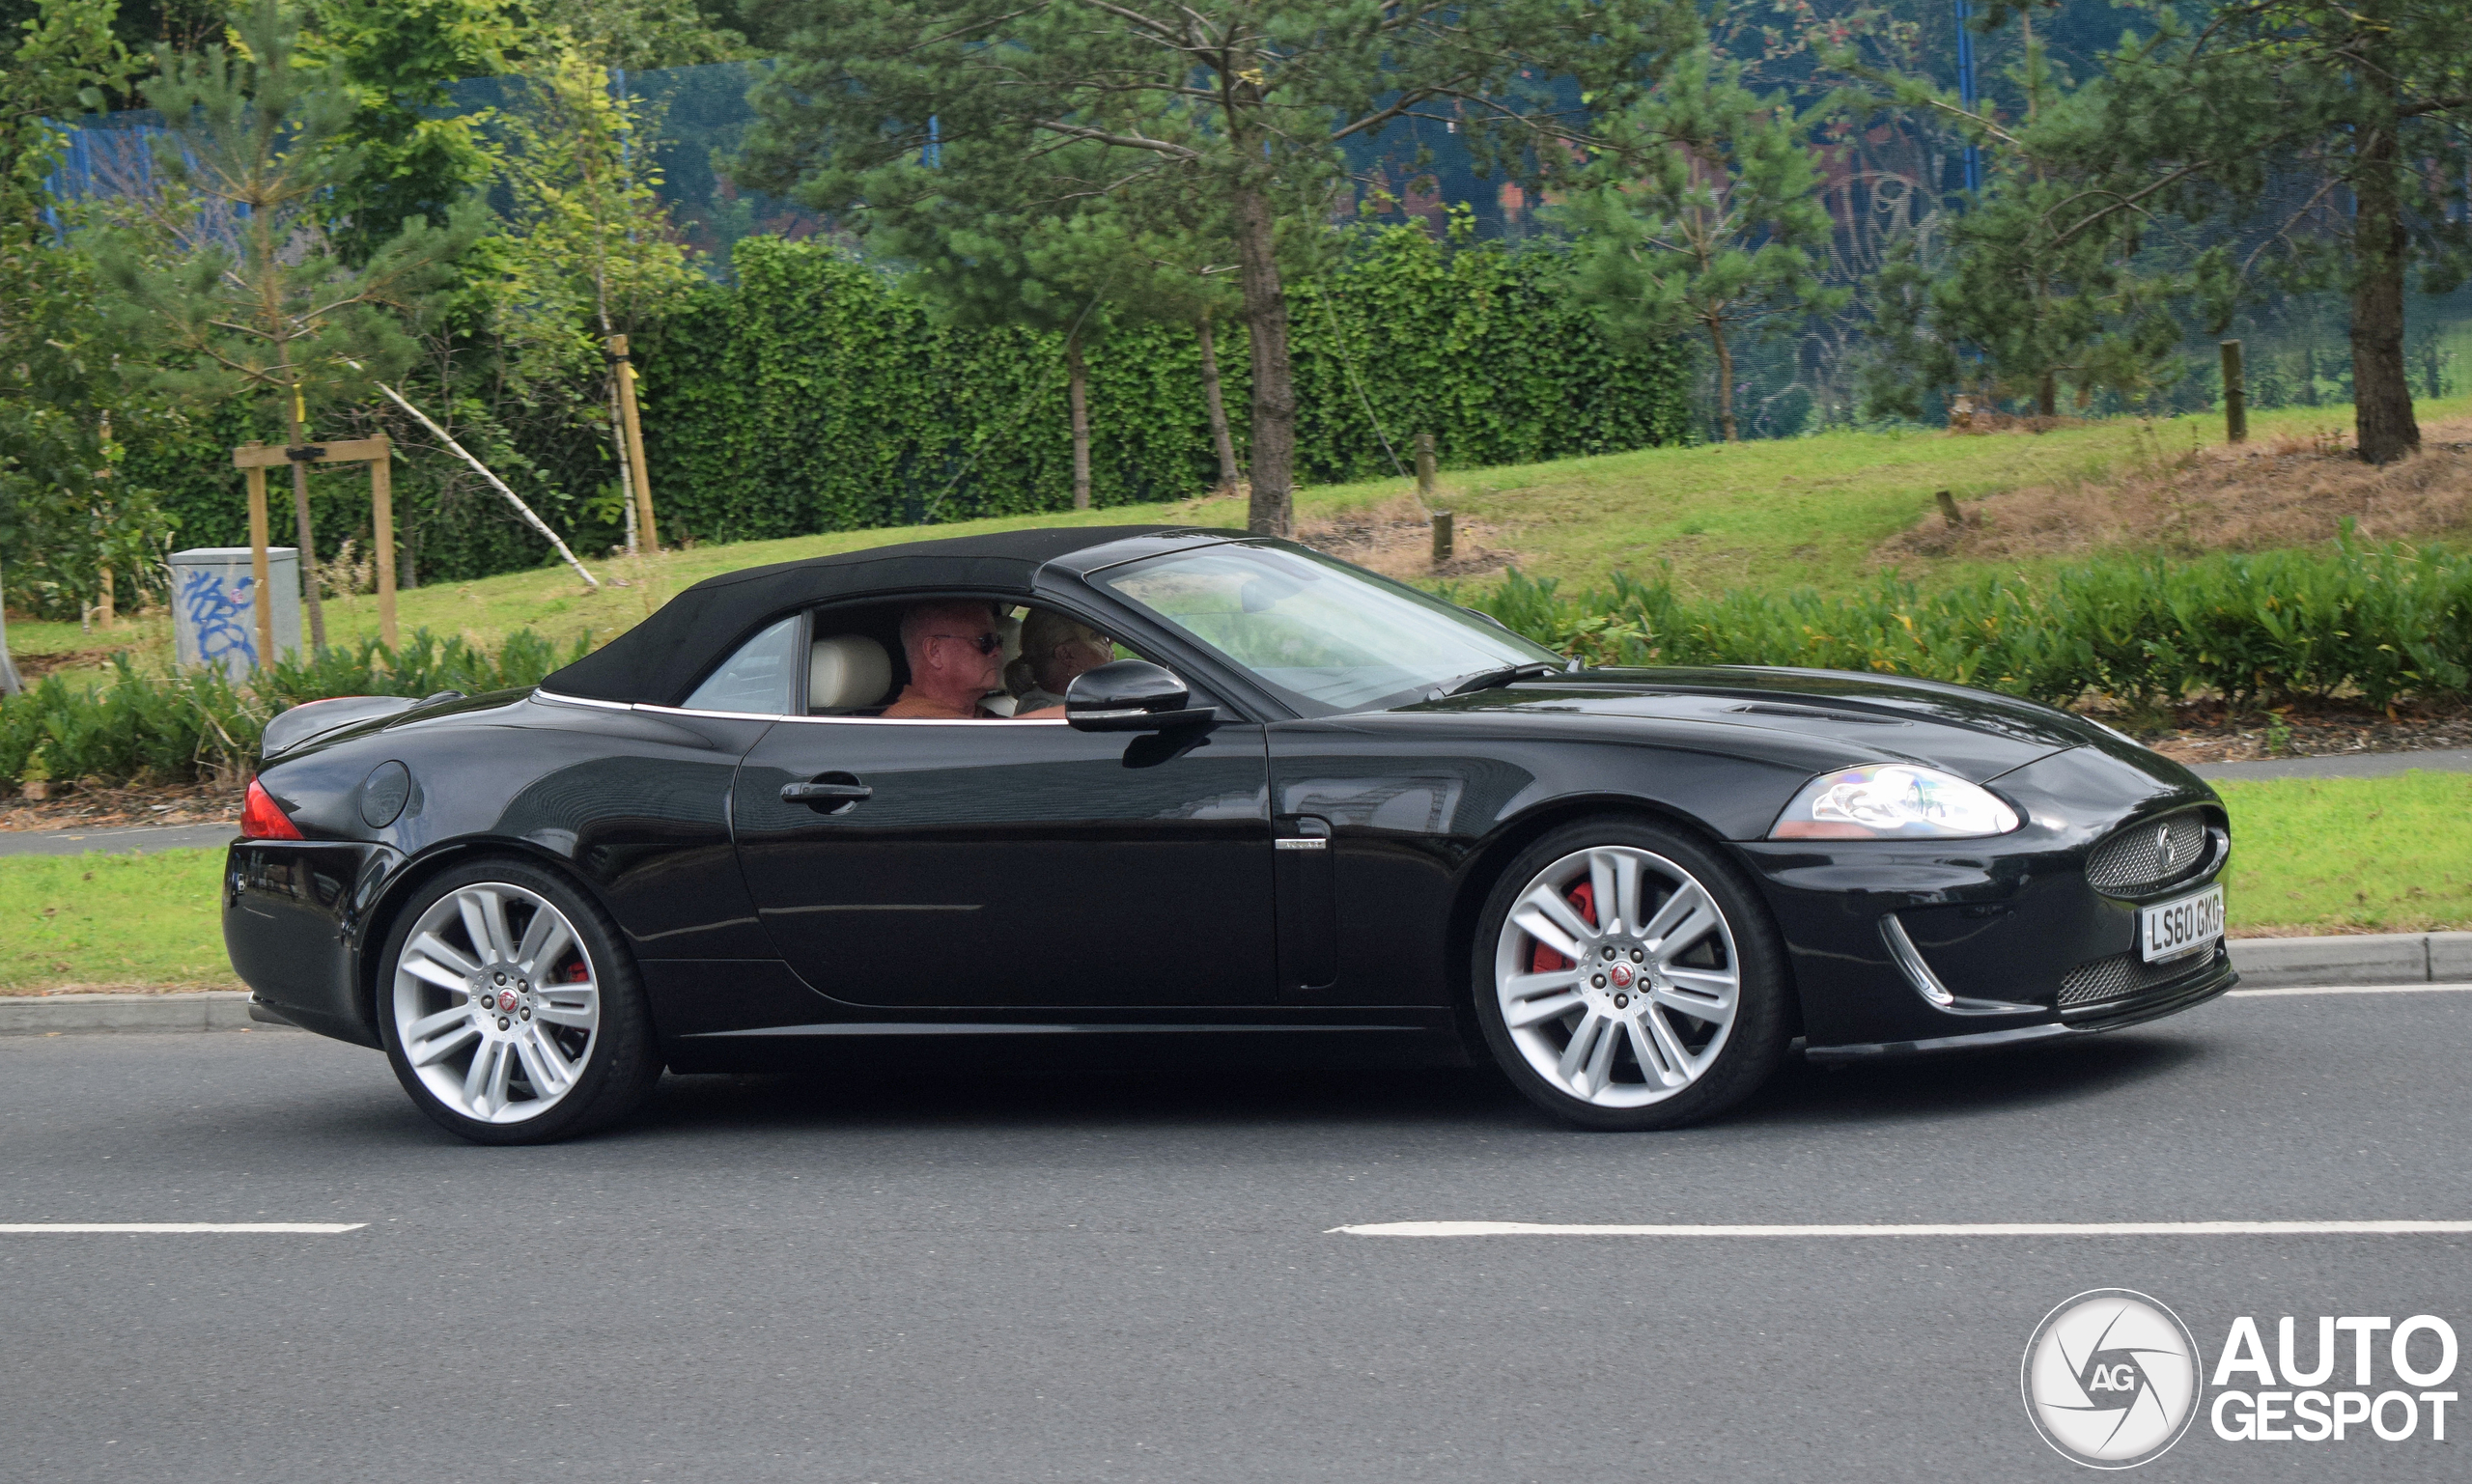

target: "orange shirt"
[879,688,992,720]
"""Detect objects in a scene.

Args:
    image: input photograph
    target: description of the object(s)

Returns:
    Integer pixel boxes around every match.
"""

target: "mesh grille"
[2060,943,2226,1009]
[2086,813,2213,894]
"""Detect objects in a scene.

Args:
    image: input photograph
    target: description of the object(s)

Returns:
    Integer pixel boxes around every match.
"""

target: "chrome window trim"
[532,688,1070,725]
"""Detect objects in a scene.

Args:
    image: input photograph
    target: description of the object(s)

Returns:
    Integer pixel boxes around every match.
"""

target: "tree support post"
[609,334,659,548]
[2220,340,2248,445]
[371,440,397,648]
[1415,431,1437,501]
[238,435,393,660]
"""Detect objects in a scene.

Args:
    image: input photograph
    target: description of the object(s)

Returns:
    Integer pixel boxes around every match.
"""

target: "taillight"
[240,778,303,840]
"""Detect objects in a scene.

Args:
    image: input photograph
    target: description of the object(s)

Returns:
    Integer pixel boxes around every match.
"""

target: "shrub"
[1461,536,2472,712]
[0,629,590,790]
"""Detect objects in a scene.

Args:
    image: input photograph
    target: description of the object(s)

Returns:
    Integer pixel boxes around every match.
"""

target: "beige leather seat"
[808,635,892,714]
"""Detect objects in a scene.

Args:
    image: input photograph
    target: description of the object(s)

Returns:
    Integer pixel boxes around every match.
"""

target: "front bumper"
[1736,744,2233,1060]
[1801,948,2237,1063]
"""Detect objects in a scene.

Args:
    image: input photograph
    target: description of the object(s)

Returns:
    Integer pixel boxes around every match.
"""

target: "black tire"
[375,856,661,1145]
[1472,816,1792,1130]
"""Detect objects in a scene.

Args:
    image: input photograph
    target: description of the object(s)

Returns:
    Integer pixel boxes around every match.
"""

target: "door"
[732,716,1276,1007]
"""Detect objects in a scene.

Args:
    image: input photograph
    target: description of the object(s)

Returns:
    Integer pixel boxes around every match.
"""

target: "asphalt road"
[4,988,2468,1483]
[0,822,235,856]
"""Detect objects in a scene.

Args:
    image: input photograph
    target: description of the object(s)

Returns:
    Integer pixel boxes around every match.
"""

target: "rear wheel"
[376,858,660,1145]
[1473,818,1792,1130]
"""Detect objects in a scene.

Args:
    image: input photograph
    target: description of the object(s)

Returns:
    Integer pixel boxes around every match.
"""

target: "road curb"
[0,991,283,1036]
[5,932,2469,1035]
[2228,931,2472,989]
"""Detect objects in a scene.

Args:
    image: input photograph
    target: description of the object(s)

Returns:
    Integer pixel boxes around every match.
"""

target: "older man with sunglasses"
[880,600,1066,719]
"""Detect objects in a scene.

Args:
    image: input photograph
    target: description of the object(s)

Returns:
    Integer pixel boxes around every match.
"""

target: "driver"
[882,601,1063,719]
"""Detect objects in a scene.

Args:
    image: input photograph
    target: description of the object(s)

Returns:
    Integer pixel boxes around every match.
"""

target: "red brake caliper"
[1530,882,1597,972]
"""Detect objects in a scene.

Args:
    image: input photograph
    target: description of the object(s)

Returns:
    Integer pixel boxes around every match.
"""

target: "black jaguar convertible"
[225,526,2233,1143]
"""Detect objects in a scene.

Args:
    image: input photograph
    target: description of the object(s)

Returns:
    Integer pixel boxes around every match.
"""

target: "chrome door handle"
[781,779,872,807]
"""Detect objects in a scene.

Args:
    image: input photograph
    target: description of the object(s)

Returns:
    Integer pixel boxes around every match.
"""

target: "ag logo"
[2022,1289,2202,1468]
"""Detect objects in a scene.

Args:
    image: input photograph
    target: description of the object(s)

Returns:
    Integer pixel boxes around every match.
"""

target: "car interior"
[681,599,1144,718]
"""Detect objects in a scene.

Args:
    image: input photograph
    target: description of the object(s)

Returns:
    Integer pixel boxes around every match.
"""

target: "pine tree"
[741,0,1698,536]
[1560,45,1844,443]
[94,0,479,647]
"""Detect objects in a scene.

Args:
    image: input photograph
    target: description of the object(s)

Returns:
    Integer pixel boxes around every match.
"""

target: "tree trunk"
[1233,181,1297,535]
[281,374,326,649]
[2037,371,2058,419]
[1066,325,1091,511]
[1196,315,1243,492]
[1709,319,1737,442]
[2348,116,2420,465]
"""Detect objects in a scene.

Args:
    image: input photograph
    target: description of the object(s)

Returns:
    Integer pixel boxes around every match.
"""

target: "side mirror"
[1065,659,1218,732]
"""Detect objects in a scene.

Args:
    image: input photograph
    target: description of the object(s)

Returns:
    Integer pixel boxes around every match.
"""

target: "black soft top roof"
[543,525,1225,706]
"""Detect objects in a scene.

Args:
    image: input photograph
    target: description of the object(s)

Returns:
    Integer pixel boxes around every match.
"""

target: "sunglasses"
[932,631,1003,656]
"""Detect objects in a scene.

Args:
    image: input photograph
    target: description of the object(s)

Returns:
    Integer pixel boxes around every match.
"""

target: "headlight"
[1769,764,2021,840]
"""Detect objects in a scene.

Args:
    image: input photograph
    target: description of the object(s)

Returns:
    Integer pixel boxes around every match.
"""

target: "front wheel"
[376,858,661,1145]
[1473,818,1792,1130]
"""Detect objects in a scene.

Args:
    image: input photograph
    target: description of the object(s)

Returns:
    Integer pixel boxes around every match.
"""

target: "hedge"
[640,226,1694,543]
[1467,535,2472,712]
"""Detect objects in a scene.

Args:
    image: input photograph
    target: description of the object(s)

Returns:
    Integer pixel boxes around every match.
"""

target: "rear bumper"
[223,840,400,1049]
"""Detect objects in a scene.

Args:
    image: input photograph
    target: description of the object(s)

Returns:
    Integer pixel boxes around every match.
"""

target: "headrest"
[809,635,892,712]
[997,611,1024,664]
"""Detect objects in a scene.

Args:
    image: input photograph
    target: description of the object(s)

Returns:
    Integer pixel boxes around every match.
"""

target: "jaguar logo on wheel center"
[2022,1289,2202,1469]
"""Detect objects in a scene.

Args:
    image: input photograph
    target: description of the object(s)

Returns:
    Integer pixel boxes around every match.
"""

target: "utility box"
[170,547,300,677]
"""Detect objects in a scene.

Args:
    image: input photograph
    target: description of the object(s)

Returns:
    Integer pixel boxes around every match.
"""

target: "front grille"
[2086,812,2213,895]
[2060,942,2227,1011]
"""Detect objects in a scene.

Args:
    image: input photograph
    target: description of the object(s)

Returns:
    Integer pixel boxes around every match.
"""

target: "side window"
[682,615,801,714]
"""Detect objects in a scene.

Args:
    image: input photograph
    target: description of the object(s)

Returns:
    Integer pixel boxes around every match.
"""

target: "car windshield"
[1093,541,1564,714]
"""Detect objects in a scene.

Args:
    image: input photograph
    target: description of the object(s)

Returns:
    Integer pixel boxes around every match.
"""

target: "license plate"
[2140,884,2225,963]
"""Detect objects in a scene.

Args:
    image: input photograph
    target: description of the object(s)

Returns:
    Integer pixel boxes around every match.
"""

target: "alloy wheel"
[390,882,601,1124]
[1492,845,1741,1108]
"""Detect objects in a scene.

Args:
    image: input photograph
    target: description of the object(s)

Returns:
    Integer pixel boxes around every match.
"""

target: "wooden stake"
[244,453,273,669]
[1415,431,1437,501]
[1431,510,1455,566]
[371,435,397,649]
[2221,339,2248,445]
[610,334,658,549]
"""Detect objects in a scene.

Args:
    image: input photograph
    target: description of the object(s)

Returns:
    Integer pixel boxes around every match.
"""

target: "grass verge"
[2,770,2462,994]
[1,847,238,994]
[2218,771,2472,936]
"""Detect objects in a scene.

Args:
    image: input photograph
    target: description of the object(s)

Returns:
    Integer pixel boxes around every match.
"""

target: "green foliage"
[0,0,157,620]
[1560,44,1846,441]
[0,626,589,786]
[740,0,1703,531]
[306,0,516,261]
[1289,215,1695,482]
[1467,535,2472,712]
[643,228,1692,541]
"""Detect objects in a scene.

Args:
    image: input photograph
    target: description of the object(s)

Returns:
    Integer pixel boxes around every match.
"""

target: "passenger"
[1011,609,1115,714]
[881,601,1018,719]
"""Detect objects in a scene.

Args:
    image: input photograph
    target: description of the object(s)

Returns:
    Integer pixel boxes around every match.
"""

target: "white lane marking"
[0,1222,366,1234]
[2230,982,2472,997]
[1331,1219,2472,1238]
